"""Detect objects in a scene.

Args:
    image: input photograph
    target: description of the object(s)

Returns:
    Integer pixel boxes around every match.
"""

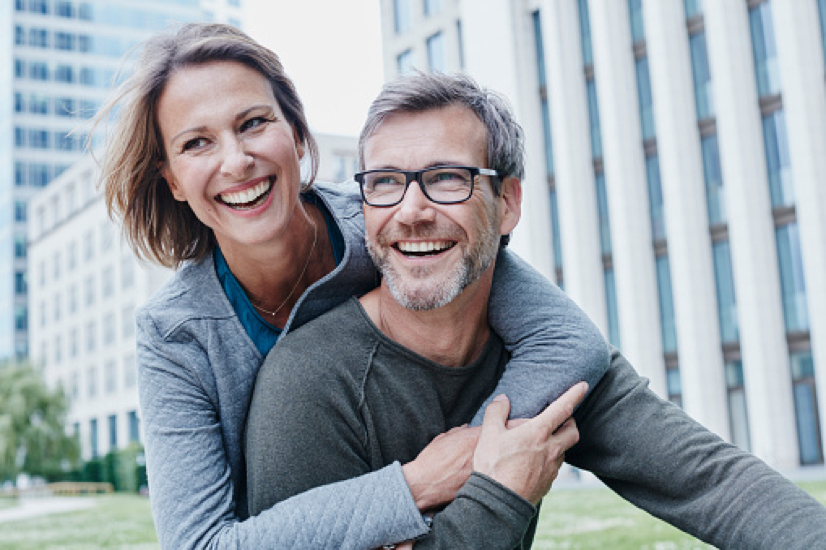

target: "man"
[246,73,826,549]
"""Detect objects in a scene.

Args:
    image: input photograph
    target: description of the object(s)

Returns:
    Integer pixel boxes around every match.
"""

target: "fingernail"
[493,394,507,402]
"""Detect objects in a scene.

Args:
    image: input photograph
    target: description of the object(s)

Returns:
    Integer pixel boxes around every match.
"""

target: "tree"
[0,361,79,484]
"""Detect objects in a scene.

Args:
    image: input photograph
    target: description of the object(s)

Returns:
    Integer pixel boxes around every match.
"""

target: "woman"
[95,23,608,549]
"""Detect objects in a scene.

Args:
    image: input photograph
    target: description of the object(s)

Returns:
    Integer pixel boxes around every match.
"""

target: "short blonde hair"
[94,23,318,268]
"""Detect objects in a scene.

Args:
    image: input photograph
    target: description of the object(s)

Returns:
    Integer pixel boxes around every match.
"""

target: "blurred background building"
[379,0,826,470]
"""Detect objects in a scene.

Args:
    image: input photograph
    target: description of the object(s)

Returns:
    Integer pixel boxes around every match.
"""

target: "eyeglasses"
[354,165,498,207]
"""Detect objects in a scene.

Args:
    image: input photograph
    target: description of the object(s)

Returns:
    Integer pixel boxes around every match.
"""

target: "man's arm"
[568,348,826,549]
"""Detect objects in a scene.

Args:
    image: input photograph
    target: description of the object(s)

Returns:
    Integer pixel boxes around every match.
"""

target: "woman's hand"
[401,424,481,511]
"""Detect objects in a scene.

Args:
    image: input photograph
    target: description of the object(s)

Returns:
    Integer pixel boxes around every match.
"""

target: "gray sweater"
[248,300,826,549]
[246,298,537,549]
[137,180,609,549]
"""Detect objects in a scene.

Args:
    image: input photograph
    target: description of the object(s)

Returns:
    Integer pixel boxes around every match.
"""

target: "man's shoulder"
[257,298,376,389]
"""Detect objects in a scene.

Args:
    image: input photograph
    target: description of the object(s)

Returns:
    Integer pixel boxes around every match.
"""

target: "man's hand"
[473,382,587,505]
[402,424,481,511]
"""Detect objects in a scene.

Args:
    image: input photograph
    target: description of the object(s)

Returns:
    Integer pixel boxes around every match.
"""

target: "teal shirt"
[215,193,345,356]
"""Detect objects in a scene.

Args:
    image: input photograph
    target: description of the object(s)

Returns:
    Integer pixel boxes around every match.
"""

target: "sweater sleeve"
[138,316,427,550]
[567,347,826,549]
[476,248,610,425]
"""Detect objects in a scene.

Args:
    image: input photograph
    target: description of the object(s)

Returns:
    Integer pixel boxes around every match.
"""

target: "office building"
[1,0,243,362]
[379,0,826,470]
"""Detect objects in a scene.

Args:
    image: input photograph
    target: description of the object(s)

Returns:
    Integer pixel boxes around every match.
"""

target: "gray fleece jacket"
[137,180,609,549]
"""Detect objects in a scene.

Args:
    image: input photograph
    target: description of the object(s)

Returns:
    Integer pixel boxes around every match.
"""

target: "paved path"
[0,497,97,524]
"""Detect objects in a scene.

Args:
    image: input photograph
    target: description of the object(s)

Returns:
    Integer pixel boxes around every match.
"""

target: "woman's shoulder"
[311,180,362,221]
[138,257,235,339]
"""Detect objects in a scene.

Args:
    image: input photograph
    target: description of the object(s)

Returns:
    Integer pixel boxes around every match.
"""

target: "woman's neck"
[219,201,335,325]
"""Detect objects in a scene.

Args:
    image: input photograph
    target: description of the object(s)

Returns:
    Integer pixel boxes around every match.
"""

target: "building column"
[772,0,826,458]
[462,0,555,279]
[704,1,798,467]
[643,0,729,438]
[588,0,665,395]
[539,0,607,333]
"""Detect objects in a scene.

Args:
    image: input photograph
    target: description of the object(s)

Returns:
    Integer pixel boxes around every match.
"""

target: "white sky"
[243,0,386,137]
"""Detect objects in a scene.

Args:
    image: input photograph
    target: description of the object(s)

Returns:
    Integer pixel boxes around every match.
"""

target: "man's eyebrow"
[367,161,468,171]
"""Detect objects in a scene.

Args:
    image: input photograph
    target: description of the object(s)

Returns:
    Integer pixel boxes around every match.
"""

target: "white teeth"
[397,241,453,253]
[219,179,271,206]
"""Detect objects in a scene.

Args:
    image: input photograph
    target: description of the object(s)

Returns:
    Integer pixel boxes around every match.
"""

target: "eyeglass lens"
[361,167,474,205]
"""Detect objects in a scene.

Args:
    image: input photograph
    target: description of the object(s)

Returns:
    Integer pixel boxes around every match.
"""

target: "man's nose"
[220,138,253,178]
[394,179,436,224]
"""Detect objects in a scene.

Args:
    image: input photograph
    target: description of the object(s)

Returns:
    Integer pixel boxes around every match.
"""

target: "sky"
[243,0,386,137]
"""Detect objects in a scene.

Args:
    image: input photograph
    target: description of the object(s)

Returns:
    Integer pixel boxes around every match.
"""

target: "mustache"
[375,223,465,245]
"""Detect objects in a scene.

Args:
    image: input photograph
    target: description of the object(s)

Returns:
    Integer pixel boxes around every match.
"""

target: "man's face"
[362,104,520,310]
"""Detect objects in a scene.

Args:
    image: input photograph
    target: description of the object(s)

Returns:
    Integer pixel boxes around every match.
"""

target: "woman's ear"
[160,163,186,202]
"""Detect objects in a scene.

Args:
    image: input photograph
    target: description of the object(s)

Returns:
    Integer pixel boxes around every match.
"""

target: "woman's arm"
[138,317,428,550]
[479,248,610,424]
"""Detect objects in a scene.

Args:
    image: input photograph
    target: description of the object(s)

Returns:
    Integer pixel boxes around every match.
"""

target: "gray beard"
[366,220,500,311]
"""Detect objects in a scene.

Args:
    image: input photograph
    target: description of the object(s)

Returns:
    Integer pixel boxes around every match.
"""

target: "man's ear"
[498,176,522,236]
[160,163,186,202]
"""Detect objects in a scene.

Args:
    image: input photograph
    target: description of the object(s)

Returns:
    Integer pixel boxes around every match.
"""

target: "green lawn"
[0,481,823,549]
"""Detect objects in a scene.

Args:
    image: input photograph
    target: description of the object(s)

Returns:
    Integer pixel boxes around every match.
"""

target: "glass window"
[577,0,593,66]
[53,292,61,321]
[15,59,26,78]
[656,255,678,354]
[102,266,114,298]
[14,236,27,259]
[427,31,445,72]
[701,134,726,225]
[15,26,25,45]
[87,366,98,398]
[79,3,93,21]
[105,361,117,394]
[596,173,612,255]
[15,163,26,186]
[122,305,135,339]
[790,351,823,465]
[29,95,48,115]
[124,355,137,389]
[549,189,563,272]
[604,268,621,347]
[103,312,116,346]
[30,62,49,80]
[108,414,118,450]
[712,241,739,344]
[775,223,809,332]
[80,67,95,86]
[30,129,49,149]
[68,284,78,314]
[586,79,602,159]
[85,274,96,306]
[55,65,74,83]
[394,0,412,34]
[14,272,27,294]
[749,2,781,97]
[128,410,140,443]
[819,0,826,64]
[646,155,666,241]
[70,327,78,358]
[14,201,26,222]
[54,335,62,365]
[86,321,96,352]
[29,28,48,48]
[629,0,645,43]
[30,0,48,14]
[14,93,25,113]
[55,97,75,117]
[666,366,682,406]
[14,306,28,331]
[397,49,414,75]
[84,229,95,260]
[29,164,50,186]
[635,57,656,141]
[684,0,703,19]
[424,0,442,16]
[121,256,134,289]
[90,418,98,458]
[762,109,794,208]
[689,32,714,120]
[55,32,75,51]
[56,1,74,17]
[725,360,751,452]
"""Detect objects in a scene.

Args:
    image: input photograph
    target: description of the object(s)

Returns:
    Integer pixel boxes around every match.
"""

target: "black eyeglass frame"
[354,165,499,207]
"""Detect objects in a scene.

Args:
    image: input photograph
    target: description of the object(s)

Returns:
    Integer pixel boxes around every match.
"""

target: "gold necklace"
[251,221,318,318]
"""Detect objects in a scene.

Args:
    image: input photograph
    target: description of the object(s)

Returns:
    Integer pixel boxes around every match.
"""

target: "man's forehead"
[363,105,487,168]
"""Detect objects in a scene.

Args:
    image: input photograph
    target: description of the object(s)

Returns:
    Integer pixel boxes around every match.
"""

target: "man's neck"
[359,270,494,368]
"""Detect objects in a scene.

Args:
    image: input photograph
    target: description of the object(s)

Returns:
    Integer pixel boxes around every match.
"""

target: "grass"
[0,481,823,549]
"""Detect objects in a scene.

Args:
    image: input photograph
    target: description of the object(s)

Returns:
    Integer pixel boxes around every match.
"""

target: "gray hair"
[358,71,525,195]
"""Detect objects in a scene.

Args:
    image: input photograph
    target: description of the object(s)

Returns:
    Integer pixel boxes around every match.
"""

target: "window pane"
[819,0,826,63]
[549,189,563,271]
[586,79,602,159]
[604,268,621,348]
[646,155,666,241]
[635,57,656,140]
[596,173,612,255]
[656,255,678,353]
[426,31,445,72]
[397,49,414,75]
[629,0,645,42]
[701,134,726,225]
[749,2,781,97]
[713,240,739,344]
[684,0,703,19]
[775,223,809,332]
[394,0,412,34]
[762,110,794,208]
[689,32,714,120]
[577,0,593,66]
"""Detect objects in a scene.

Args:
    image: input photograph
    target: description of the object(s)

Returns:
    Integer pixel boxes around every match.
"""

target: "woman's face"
[158,60,305,253]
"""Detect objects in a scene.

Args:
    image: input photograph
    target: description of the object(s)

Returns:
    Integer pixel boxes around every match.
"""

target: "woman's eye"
[241,116,269,132]
[182,137,208,152]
